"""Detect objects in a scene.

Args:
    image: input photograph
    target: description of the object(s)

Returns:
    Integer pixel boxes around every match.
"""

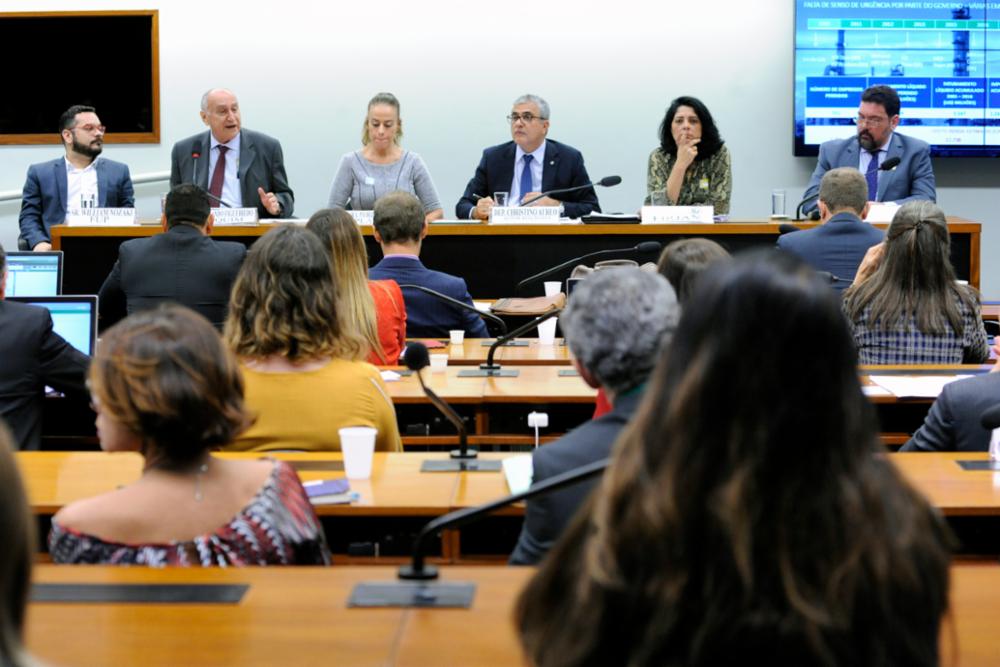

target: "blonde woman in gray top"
[328,93,443,222]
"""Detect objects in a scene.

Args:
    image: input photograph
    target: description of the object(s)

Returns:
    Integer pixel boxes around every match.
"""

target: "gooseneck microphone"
[397,284,507,336]
[191,151,200,186]
[457,308,562,378]
[515,241,662,294]
[520,175,622,207]
[404,343,500,472]
[347,457,609,606]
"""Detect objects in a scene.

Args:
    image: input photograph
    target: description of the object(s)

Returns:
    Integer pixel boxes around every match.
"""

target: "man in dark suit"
[98,185,246,330]
[801,85,935,216]
[902,372,1000,453]
[778,167,884,292]
[18,104,135,251]
[370,192,489,338]
[169,88,294,218]
[455,94,600,220]
[0,242,89,450]
[509,267,680,565]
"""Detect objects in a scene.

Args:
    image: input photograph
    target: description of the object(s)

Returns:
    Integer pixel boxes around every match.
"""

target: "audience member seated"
[843,201,988,365]
[777,167,884,292]
[306,208,406,365]
[0,419,35,666]
[645,96,732,215]
[0,242,89,450]
[902,365,1000,452]
[510,268,679,565]
[515,251,951,666]
[98,184,246,329]
[48,305,330,566]
[224,226,402,452]
[369,191,489,338]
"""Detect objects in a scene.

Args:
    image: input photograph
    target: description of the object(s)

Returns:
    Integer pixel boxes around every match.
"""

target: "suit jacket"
[0,300,90,450]
[18,157,134,249]
[169,129,294,218]
[509,390,642,565]
[901,372,1000,453]
[801,132,936,214]
[455,140,601,219]
[98,224,246,330]
[776,212,885,292]
[368,256,489,338]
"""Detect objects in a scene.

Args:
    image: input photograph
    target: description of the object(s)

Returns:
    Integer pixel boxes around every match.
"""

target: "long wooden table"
[51,218,981,296]
[23,562,1000,666]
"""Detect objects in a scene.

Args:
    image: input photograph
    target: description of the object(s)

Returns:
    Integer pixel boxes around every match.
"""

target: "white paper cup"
[449,330,465,345]
[537,317,558,345]
[544,281,561,297]
[340,427,376,479]
[430,353,448,373]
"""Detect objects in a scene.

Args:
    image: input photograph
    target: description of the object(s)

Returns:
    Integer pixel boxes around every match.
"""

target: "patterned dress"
[48,461,331,566]
[645,145,732,214]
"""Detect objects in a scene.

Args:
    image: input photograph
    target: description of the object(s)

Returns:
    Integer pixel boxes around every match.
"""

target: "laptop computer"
[5,251,63,296]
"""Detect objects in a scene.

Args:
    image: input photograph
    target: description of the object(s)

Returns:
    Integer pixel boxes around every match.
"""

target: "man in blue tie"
[455,94,600,220]
[800,84,936,216]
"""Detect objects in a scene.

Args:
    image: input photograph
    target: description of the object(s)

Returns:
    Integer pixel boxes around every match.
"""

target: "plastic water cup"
[544,281,561,297]
[771,189,787,218]
[449,330,465,345]
[494,192,509,207]
[340,427,377,480]
[537,318,557,345]
[430,353,448,373]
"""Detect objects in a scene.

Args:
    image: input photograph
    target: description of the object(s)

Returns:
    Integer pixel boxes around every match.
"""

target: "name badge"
[641,206,714,224]
[211,207,259,225]
[490,206,561,224]
[64,208,137,226]
[350,210,374,225]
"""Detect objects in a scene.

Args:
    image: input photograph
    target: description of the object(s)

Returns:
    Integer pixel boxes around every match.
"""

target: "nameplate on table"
[641,206,713,224]
[350,210,374,226]
[490,206,561,224]
[212,207,259,225]
[64,208,137,227]
[865,202,901,223]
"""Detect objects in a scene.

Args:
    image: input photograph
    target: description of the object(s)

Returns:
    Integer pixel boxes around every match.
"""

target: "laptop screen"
[6,251,63,296]
[8,295,97,356]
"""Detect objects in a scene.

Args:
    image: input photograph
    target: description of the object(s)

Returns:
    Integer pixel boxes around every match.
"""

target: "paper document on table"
[868,375,972,398]
[861,384,892,397]
[473,301,493,313]
[380,370,401,382]
[503,455,534,495]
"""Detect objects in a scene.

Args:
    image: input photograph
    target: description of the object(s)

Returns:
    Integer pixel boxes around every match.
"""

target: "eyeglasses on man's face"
[507,113,545,124]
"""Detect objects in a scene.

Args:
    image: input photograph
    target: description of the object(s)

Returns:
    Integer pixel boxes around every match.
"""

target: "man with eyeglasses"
[18,105,135,251]
[455,94,600,220]
[801,84,935,216]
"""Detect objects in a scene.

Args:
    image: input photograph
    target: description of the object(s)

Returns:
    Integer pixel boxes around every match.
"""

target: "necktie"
[865,150,880,201]
[519,154,534,204]
[209,145,229,201]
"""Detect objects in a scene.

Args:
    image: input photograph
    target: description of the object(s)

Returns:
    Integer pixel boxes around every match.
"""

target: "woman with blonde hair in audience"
[844,200,988,364]
[48,306,330,565]
[516,251,950,666]
[0,420,35,665]
[224,225,402,453]
[306,208,406,365]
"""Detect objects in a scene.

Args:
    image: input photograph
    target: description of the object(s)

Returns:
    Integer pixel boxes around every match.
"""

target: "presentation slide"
[794,1,1000,156]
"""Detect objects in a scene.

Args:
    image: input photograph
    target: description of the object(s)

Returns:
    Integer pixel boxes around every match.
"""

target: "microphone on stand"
[515,241,662,294]
[457,308,561,378]
[520,175,621,207]
[347,457,609,606]
[191,151,200,187]
[404,342,501,473]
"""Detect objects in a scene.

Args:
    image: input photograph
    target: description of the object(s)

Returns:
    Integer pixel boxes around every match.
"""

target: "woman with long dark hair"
[516,251,950,666]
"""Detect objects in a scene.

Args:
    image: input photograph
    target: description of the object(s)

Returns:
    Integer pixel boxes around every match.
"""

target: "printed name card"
[211,207,259,225]
[64,208,138,227]
[350,210,374,225]
[490,206,561,224]
[641,206,714,224]
[864,202,901,224]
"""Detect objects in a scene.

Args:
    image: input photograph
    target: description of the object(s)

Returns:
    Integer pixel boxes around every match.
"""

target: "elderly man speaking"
[509,267,680,565]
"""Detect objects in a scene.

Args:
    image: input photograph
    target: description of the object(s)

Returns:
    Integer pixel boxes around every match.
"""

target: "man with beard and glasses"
[18,105,135,252]
[800,85,935,217]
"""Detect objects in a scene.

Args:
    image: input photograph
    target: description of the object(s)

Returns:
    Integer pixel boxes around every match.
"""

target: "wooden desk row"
[23,562,1000,666]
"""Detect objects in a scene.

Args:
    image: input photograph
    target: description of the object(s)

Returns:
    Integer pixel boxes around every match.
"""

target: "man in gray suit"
[801,85,936,216]
[169,88,294,218]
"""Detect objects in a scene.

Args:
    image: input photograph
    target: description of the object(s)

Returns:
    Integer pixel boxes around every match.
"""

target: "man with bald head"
[170,88,294,218]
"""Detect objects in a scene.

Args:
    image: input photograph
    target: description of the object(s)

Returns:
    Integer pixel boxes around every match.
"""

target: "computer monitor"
[7,295,97,356]
[5,251,63,296]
